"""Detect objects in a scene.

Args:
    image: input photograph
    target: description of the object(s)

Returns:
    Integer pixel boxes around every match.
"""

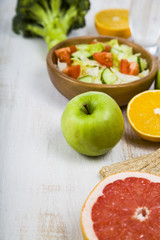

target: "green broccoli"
[12,0,90,50]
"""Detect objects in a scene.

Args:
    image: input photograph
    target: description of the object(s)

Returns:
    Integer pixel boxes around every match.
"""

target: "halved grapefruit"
[81,172,160,239]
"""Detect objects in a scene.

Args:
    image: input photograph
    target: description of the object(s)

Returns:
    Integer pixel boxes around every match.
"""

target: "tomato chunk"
[62,65,80,79]
[55,45,77,65]
[103,45,111,52]
[55,47,71,65]
[128,62,140,76]
[93,52,113,67]
[120,59,129,74]
[120,59,140,76]
[69,45,77,54]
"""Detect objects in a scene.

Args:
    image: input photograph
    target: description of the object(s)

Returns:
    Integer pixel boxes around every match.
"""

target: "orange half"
[95,9,131,38]
[127,90,160,142]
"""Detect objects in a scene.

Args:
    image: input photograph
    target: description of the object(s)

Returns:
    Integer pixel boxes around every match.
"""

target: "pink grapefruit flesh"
[81,172,160,240]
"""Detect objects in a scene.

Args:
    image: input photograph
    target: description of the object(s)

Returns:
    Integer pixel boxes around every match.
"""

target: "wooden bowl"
[46,36,158,106]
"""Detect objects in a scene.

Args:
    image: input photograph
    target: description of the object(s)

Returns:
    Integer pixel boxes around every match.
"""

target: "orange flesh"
[128,92,160,136]
[95,9,131,38]
[96,9,130,29]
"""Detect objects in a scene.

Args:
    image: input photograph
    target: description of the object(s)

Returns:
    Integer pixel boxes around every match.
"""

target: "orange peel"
[127,90,160,142]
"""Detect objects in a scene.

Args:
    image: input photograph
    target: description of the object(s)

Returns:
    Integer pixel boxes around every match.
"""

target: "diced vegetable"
[106,39,119,47]
[79,75,93,83]
[93,52,113,67]
[108,39,143,69]
[85,67,99,77]
[72,42,105,59]
[55,47,71,65]
[103,45,111,52]
[138,69,149,78]
[111,68,140,83]
[129,62,140,76]
[69,45,77,54]
[56,39,149,84]
[71,50,92,59]
[76,42,105,54]
[72,57,102,67]
[62,65,80,79]
[101,68,118,84]
[120,59,129,74]
[120,59,139,76]
[138,56,148,72]
[57,59,67,71]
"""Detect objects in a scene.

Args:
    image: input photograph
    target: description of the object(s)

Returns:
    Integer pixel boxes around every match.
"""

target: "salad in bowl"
[55,39,149,85]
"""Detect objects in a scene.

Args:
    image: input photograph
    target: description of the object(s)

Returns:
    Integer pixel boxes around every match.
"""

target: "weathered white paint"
[0,0,159,239]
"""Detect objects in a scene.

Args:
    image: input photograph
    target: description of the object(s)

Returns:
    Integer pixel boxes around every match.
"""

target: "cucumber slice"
[138,57,147,72]
[101,68,118,84]
[78,75,93,83]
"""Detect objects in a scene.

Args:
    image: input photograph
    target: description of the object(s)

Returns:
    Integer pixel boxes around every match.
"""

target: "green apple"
[61,91,124,156]
[155,69,160,89]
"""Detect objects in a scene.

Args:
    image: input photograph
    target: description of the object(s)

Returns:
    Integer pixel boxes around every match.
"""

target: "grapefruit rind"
[81,171,160,240]
[127,90,160,142]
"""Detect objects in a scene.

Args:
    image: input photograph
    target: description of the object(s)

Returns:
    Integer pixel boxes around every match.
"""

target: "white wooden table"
[0,0,160,239]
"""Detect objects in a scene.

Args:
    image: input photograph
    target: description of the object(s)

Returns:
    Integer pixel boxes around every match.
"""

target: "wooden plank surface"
[0,0,159,239]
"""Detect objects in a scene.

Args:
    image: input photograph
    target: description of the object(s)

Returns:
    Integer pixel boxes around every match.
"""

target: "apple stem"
[83,103,90,115]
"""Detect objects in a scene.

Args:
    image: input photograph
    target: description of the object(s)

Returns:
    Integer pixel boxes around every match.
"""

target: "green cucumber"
[101,68,118,84]
[155,69,160,89]
[138,57,147,72]
[78,75,93,83]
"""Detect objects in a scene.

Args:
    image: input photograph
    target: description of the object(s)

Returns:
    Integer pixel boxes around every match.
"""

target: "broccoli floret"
[12,0,90,50]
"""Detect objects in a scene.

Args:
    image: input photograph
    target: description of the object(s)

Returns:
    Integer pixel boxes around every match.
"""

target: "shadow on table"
[121,106,160,154]
[124,129,160,152]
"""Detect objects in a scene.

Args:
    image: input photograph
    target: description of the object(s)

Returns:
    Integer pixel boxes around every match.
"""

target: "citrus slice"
[81,171,160,240]
[127,90,160,142]
[95,9,131,38]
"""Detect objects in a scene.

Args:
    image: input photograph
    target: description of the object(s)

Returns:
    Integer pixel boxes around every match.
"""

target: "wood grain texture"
[0,0,159,240]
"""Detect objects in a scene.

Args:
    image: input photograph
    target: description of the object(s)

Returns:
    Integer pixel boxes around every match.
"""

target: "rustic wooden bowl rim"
[47,36,158,89]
